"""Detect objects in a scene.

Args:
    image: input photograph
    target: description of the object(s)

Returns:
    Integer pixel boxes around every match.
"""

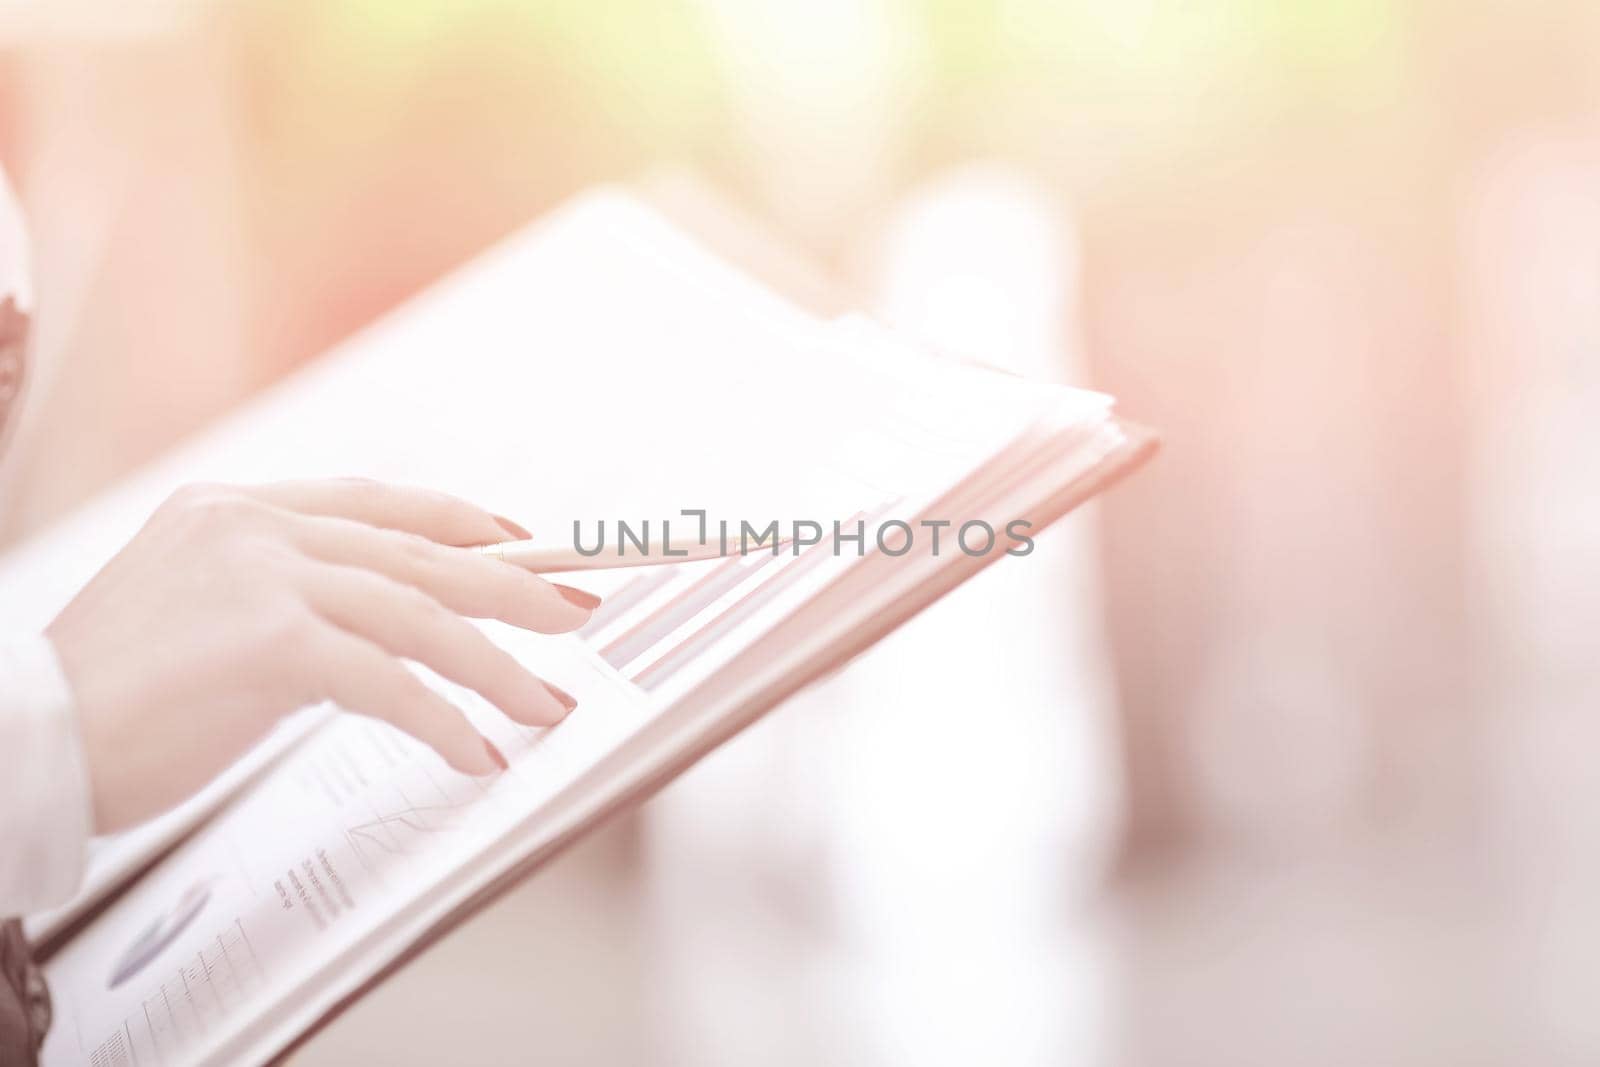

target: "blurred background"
[3,0,1599,1063]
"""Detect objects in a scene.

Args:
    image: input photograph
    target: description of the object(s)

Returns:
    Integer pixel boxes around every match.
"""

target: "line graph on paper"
[340,778,477,883]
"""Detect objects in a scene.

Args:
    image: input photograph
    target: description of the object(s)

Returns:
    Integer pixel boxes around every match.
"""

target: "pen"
[477,535,791,573]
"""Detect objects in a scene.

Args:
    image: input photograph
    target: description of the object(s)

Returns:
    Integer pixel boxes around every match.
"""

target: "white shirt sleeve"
[0,635,93,916]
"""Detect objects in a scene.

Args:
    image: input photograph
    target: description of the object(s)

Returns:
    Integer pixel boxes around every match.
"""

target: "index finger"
[242,478,530,546]
[286,512,600,634]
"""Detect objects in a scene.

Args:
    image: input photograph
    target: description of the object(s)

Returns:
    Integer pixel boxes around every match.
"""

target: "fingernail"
[543,681,578,713]
[494,515,533,540]
[482,737,509,772]
[552,583,602,611]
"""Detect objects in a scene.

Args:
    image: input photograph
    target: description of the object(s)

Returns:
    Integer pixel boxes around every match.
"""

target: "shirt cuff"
[0,635,93,917]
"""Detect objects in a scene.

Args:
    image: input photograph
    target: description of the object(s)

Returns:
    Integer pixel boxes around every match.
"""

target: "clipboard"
[264,420,1154,1064]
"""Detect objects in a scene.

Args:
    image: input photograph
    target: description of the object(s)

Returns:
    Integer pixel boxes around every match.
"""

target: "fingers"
[307,619,504,777]
[287,514,598,633]
[243,478,528,546]
[303,563,575,727]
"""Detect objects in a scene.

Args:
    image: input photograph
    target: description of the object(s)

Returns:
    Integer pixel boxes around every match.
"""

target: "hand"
[45,479,599,833]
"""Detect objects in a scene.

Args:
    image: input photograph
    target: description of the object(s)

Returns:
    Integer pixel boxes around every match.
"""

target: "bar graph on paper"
[577,508,881,692]
[87,919,264,1067]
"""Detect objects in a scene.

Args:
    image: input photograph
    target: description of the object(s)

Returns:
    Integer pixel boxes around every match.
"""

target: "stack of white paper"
[4,190,1148,1067]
